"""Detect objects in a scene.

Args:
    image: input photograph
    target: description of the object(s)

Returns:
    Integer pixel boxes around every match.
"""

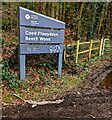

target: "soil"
[2,61,112,120]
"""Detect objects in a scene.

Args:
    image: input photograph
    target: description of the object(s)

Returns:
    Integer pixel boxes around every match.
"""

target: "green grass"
[3,93,13,103]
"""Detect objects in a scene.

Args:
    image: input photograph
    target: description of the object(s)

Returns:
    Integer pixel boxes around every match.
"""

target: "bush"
[2,60,20,89]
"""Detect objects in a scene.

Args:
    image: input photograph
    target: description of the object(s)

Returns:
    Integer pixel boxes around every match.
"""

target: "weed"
[39,76,51,86]
[65,45,76,55]
[37,88,42,93]
[0,38,4,45]
[50,69,57,76]
[2,18,10,31]
[39,69,45,76]
[72,69,78,74]
[3,93,12,103]
[2,60,20,89]
[89,56,99,64]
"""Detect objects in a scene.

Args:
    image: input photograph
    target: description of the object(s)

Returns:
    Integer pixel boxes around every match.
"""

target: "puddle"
[98,71,112,89]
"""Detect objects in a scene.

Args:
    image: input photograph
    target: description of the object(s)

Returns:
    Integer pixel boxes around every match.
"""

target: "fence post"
[75,40,80,64]
[58,52,63,76]
[99,38,104,56]
[89,39,93,60]
[102,38,106,56]
[19,55,26,80]
[64,46,66,63]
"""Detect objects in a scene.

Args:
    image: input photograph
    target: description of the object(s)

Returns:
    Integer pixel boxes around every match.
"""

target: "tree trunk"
[51,2,55,18]
[91,3,97,39]
[77,3,84,40]
[56,2,59,19]
[98,3,109,39]
[62,2,66,21]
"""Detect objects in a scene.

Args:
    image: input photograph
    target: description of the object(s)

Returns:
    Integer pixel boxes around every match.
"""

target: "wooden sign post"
[18,7,65,80]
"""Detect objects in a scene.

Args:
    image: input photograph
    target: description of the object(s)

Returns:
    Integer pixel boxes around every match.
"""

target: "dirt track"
[2,61,112,120]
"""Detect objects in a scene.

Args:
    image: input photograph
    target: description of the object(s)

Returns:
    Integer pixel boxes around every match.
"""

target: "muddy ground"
[2,61,112,120]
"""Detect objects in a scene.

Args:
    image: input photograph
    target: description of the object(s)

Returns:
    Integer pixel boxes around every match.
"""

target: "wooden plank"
[99,38,104,56]
[79,57,88,62]
[19,44,64,54]
[20,27,64,44]
[79,41,90,45]
[92,40,100,43]
[91,47,99,51]
[66,42,76,47]
[66,54,75,57]
[104,38,109,41]
[75,40,80,64]
[89,39,93,60]
[91,53,98,57]
[66,54,71,57]
[19,7,65,29]
[78,49,89,55]
[64,49,66,63]
[102,39,106,55]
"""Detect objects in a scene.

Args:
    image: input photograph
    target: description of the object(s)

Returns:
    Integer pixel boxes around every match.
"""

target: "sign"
[19,44,64,54]
[19,7,65,80]
[19,7,65,28]
[20,27,64,43]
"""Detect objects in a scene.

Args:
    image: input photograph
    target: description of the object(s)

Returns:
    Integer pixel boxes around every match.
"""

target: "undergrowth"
[2,56,100,103]
[2,60,20,89]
